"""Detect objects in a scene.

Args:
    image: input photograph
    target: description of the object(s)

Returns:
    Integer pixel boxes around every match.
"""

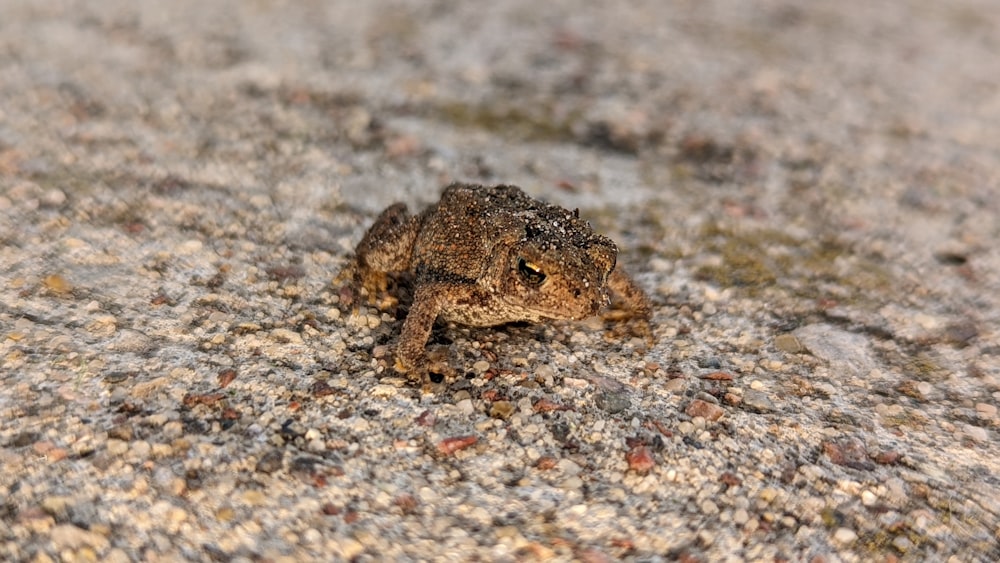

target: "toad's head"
[489,217,618,322]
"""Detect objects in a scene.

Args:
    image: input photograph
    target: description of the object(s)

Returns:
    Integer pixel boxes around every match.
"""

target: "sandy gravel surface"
[2,0,999,561]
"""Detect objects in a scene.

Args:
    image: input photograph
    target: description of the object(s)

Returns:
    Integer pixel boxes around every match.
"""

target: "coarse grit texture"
[1,1,999,562]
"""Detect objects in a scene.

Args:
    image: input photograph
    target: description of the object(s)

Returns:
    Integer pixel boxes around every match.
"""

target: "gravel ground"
[2,1,1000,561]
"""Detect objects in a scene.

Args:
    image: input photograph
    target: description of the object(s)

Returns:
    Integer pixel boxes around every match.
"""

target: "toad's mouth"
[529,286,610,321]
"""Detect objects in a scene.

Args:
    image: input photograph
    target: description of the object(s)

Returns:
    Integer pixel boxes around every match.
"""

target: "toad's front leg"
[393,282,482,385]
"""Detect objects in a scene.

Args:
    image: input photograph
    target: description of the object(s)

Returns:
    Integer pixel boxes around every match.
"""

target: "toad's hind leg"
[353,203,422,297]
[606,269,651,320]
[603,269,653,341]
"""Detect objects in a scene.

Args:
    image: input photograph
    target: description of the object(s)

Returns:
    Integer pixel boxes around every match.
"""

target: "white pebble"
[557,459,582,476]
[833,527,857,544]
[41,188,67,206]
[456,399,474,415]
[733,508,749,525]
[176,239,204,255]
[963,424,989,442]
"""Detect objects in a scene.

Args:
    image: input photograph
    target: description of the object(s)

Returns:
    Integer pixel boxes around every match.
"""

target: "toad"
[347,183,651,383]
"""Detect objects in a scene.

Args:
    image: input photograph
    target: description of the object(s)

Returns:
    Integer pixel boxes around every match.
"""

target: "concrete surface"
[2,1,999,561]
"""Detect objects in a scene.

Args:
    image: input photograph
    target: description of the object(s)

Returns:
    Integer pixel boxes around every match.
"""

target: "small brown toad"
[347,183,651,383]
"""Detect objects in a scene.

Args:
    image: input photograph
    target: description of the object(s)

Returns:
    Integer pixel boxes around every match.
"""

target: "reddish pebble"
[685,399,725,421]
[626,445,656,474]
[533,398,569,413]
[719,472,742,487]
[123,221,145,234]
[217,369,237,388]
[610,538,636,550]
[46,448,69,462]
[436,435,478,455]
[32,441,56,455]
[822,437,875,471]
[394,494,418,513]
[648,420,673,437]
[578,549,614,563]
[535,457,558,470]
[701,371,734,381]
[182,392,224,407]
[875,451,903,465]
[265,265,305,281]
[310,380,336,397]
[415,410,436,427]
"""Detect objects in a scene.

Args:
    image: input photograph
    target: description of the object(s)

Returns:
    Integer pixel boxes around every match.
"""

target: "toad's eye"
[517,258,546,285]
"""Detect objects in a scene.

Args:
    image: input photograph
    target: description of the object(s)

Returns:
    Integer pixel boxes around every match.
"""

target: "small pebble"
[975,403,997,418]
[176,239,204,255]
[106,439,129,456]
[733,509,749,525]
[436,435,477,455]
[43,274,73,295]
[559,477,584,490]
[823,438,874,471]
[664,377,687,393]
[963,424,989,443]
[489,400,515,420]
[774,334,805,354]
[892,535,914,553]
[41,188,67,207]
[685,399,725,421]
[50,524,110,552]
[742,390,775,413]
[557,459,582,476]
[595,390,630,414]
[832,527,857,545]
[455,399,475,415]
[625,445,655,474]
[255,450,283,474]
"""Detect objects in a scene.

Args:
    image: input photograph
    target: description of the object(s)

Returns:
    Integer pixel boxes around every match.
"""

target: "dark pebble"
[822,437,875,471]
[595,390,630,414]
[255,449,284,474]
[103,372,132,385]
[698,357,724,369]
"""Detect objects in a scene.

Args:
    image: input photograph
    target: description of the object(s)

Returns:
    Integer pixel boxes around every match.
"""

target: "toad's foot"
[393,348,453,387]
